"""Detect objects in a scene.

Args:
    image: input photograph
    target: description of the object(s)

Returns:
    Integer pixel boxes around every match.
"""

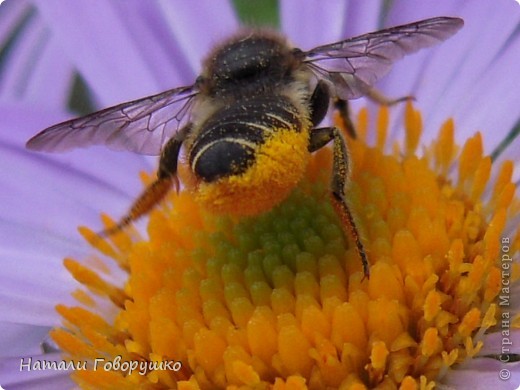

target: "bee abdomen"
[190,96,305,182]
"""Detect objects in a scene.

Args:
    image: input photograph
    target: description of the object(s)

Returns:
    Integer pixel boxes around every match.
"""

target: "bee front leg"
[309,126,370,278]
[99,124,191,237]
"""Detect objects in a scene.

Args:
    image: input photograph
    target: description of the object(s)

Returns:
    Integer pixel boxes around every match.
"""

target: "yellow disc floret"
[195,128,310,216]
[52,103,520,389]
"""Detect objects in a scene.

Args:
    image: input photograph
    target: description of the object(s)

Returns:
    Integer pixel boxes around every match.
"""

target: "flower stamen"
[52,103,518,389]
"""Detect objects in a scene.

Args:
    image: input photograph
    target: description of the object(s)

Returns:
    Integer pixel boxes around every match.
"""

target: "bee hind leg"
[309,126,370,278]
[98,176,174,237]
[99,125,190,237]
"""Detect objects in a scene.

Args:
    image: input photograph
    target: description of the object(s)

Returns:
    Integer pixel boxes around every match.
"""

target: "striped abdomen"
[189,95,306,182]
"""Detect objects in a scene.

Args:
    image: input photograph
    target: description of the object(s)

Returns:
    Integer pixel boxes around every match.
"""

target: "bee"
[27,17,463,277]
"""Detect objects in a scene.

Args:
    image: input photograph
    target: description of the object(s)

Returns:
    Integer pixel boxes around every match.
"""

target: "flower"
[1,0,519,389]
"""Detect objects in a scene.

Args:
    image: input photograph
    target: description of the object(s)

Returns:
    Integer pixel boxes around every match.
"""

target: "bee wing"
[302,17,464,99]
[26,85,197,155]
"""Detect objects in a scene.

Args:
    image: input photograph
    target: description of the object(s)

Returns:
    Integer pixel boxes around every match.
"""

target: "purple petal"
[30,0,238,108]
[380,0,520,154]
[0,3,74,106]
[0,1,31,44]
[0,249,76,325]
[479,331,520,355]
[0,353,74,389]
[0,105,149,237]
[280,0,520,159]
[338,1,383,37]
[280,0,348,48]
[158,0,239,73]
[493,128,520,184]
[31,0,182,106]
[441,357,520,389]
[0,323,51,357]
[386,0,461,23]
[453,34,520,150]
[0,148,146,233]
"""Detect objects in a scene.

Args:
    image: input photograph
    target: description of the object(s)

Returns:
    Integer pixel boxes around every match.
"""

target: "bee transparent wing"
[26,85,197,155]
[303,17,464,99]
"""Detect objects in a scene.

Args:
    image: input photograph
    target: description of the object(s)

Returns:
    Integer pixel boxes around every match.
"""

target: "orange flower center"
[52,103,520,389]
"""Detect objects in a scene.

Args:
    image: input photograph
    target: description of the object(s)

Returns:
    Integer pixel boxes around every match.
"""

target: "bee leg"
[333,98,357,139]
[309,126,370,278]
[363,86,414,106]
[98,177,174,237]
[334,86,414,140]
[310,80,331,126]
[99,124,191,237]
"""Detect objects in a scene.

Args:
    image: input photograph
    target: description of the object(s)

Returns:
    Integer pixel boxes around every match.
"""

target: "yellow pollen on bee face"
[194,128,310,216]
